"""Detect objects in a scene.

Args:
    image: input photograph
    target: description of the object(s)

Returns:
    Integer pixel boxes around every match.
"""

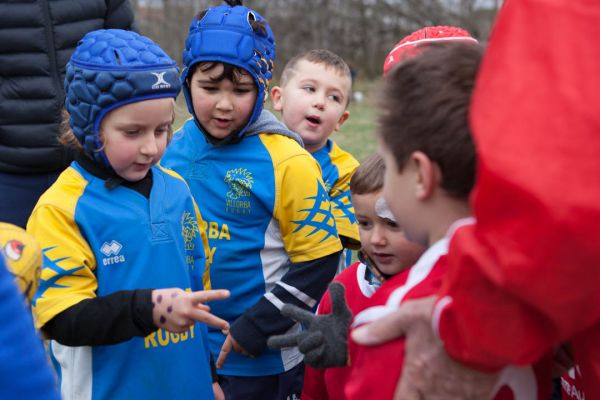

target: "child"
[346,42,553,400]
[28,29,230,400]
[271,49,361,265]
[300,154,425,400]
[160,1,342,399]
[382,25,478,75]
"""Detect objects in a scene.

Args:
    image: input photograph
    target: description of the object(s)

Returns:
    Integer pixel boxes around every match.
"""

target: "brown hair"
[279,49,352,104]
[377,42,482,199]
[350,153,385,195]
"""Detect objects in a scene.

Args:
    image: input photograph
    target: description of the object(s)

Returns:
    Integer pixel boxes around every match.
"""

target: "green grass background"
[173,80,378,163]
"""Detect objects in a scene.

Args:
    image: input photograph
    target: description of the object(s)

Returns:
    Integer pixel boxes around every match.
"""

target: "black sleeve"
[42,289,156,346]
[104,0,137,31]
[230,251,341,357]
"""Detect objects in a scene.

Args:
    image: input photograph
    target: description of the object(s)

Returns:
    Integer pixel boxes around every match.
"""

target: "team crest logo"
[292,181,338,242]
[181,211,199,251]
[151,72,171,90]
[225,168,253,214]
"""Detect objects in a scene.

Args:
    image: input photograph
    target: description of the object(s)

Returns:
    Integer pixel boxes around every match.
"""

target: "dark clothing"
[219,362,304,400]
[0,171,60,228]
[0,0,135,174]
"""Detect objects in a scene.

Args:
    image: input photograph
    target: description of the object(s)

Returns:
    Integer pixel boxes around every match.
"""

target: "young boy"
[300,154,425,400]
[271,49,361,263]
[347,42,553,400]
[160,2,342,398]
[28,29,230,400]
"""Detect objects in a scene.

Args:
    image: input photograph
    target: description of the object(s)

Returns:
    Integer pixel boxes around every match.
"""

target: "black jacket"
[0,0,135,174]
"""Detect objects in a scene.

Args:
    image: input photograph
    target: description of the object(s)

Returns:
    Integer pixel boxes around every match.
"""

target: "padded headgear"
[65,29,181,165]
[383,26,478,75]
[182,2,275,143]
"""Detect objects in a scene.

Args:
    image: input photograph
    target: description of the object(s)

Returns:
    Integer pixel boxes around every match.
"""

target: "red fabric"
[345,257,447,399]
[561,366,586,400]
[436,0,600,397]
[301,262,375,400]
[348,255,552,400]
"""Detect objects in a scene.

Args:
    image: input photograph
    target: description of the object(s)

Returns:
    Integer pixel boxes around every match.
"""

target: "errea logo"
[151,72,171,90]
[100,240,126,266]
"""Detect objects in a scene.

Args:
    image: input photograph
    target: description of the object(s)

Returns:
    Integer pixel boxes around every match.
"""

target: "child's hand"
[216,333,252,368]
[152,288,230,333]
[267,282,352,368]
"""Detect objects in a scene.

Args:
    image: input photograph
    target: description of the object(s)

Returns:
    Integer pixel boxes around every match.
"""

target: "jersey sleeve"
[29,205,97,329]
[328,167,360,247]
[274,153,342,262]
[435,0,600,372]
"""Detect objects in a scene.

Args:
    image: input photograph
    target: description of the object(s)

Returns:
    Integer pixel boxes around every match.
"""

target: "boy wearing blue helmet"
[28,29,230,400]
[161,1,343,398]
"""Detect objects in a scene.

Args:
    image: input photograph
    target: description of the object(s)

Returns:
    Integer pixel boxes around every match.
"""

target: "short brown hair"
[378,42,482,199]
[280,49,352,92]
[350,153,385,195]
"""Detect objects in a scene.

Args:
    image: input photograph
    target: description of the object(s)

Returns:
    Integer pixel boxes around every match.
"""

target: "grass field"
[173,80,378,163]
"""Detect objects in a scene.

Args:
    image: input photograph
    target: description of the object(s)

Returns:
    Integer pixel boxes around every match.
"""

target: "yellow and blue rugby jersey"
[312,139,360,245]
[161,118,343,376]
[28,162,214,400]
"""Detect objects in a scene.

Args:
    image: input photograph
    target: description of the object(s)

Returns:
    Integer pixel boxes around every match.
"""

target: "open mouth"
[306,115,321,125]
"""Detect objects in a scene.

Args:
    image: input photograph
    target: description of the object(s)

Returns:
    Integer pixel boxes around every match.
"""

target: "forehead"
[291,60,351,91]
[191,63,254,83]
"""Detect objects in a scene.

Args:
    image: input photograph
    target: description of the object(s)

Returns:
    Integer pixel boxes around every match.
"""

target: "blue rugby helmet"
[182,1,275,144]
[64,29,181,166]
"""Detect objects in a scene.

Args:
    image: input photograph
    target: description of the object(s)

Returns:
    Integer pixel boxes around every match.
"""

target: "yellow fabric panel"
[260,134,342,263]
[27,167,97,329]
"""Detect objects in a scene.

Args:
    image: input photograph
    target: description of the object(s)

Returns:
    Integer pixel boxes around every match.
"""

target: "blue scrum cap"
[182,1,276,142]
[64,29,181,165]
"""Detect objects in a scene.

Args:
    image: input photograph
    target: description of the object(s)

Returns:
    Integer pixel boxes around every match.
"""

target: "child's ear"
[411,151,440,200]
[334,110,350,132]
[270,86,283,111]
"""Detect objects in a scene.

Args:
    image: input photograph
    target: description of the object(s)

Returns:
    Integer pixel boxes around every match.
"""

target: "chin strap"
[358,249,393,284]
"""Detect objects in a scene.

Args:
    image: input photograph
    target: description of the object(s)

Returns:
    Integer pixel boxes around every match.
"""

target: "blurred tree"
[134,0,498,79]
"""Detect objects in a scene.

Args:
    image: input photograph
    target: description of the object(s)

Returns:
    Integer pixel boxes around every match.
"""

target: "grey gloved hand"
[267,282,352,368]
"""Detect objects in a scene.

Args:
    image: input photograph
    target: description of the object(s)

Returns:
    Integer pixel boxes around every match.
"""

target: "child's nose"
[216,94,234,111]
[141,135,158,156]
[370,226,386,245]
[312,93,325,110]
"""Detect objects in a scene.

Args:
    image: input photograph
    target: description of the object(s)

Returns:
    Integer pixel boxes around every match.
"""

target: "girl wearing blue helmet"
[29,29,230,400]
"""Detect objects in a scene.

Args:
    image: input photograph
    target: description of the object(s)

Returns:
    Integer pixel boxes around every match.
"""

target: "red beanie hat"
[383,26,478,75]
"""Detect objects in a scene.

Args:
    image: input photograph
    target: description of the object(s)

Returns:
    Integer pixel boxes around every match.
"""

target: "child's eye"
[155,126,170,136]
[201,86,218,92]
[328,94,341,103]
[385,220,400,230]
[124,130,140,136]
[302,86,315,93]
[234,88,252,95]
[358,220,372,229]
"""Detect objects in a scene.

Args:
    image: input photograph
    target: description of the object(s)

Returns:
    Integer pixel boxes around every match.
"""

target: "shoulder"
[329,140,360,172]
[258,133,319,169]
[34,165,89,214]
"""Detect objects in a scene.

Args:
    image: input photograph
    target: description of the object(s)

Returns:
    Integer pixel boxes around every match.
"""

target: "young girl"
[28,29,229,400]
